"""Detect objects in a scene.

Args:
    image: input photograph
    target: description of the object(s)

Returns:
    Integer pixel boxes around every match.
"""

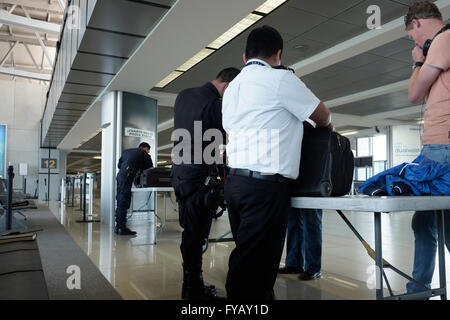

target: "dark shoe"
[182,270,225,300]
[114,226,137,236]
[298,271,321,281]
[278,266,304,274]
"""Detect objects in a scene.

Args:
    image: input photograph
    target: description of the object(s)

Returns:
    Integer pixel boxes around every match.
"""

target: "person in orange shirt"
[405,1,450,294]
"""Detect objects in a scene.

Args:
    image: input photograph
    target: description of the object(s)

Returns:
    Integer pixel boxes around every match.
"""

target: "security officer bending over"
[171,68,240,300]
[115,142,154,236]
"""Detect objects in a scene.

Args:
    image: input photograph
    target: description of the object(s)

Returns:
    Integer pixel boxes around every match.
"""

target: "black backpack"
[290,121,354,197]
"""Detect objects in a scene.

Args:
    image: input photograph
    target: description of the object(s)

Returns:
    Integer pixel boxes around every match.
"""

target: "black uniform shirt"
[173,82,226,165]
[118,148,153,171]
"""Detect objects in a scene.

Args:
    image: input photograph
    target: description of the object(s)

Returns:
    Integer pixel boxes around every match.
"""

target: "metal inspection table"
[291,195,450,300]
[130,187,175,243]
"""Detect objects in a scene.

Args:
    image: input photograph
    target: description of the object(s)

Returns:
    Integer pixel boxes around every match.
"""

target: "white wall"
[0,78,48,195]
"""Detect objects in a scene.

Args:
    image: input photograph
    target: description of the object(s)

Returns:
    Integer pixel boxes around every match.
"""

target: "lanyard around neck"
[245,61,267,68]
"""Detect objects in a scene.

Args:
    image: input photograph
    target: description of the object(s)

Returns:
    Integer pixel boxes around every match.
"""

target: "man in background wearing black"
[115,142,153,236]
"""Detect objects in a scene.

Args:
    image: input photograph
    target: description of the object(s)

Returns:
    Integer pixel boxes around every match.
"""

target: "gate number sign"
[41,158,57,169]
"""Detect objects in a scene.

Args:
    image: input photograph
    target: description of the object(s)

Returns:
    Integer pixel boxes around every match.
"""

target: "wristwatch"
[412,62,424,70]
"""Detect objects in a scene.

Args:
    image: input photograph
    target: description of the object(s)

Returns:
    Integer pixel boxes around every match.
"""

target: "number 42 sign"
[41,158,58,169]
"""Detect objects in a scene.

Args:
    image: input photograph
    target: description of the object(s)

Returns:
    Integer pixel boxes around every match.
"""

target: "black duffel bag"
[290,121,354,197]
[135,167,172,188]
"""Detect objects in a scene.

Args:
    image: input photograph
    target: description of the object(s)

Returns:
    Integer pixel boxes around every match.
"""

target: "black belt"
[229,168,288,183]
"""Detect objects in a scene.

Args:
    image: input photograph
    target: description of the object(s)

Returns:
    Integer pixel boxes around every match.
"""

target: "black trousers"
[225,174,289,300]
[115,169,134,228]
[172,166,212,273]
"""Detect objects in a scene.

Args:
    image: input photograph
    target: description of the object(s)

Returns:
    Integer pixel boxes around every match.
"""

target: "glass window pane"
[357,137,370,157]
[373,161,386,175]
[356,168,366,181]
[373,135,387,161]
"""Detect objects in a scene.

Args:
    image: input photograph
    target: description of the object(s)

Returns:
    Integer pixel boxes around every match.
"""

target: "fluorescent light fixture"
[157,160,168,165]
[417,120,424,124]
[177,48,215,72]
[208,13,263,49]
[155,71,184,88]
[154,0,288,88]
[255,0,288,14]
[340,130,359,136]
[93,156,102,160]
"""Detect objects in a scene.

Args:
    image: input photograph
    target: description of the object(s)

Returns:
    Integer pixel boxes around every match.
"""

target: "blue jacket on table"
[359,155,450,196]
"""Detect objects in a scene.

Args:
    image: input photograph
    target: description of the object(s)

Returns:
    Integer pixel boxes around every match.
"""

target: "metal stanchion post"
[77,176,83,211]
[76,173,99,224]
[6,165,14,230]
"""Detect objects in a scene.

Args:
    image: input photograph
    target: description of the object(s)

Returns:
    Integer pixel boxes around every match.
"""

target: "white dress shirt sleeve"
[278,71,321,122]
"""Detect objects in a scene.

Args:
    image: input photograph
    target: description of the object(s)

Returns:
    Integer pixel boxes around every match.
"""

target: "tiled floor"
[46,194,450,300]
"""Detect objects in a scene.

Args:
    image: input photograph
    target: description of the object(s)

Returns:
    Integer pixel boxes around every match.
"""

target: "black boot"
[114,226,137,236]
[181,269,224,300]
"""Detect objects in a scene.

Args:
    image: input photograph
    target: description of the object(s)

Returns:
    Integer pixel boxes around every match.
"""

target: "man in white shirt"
[222,25,332,300]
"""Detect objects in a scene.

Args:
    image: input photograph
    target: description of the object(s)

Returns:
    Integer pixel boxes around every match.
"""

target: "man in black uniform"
[115,142,154,236]
[171,68,240,300]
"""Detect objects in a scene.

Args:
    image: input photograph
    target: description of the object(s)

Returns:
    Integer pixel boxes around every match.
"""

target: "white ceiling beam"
[290,0,450,77]
[0,0,63,13]
[57,0,65,12]
[0,66,50,80]
[363,105,423,121]
[325,79,409,109]
[0,4,17,30]
[157,144,173,152]
[23,42,40,71]
[0,33,57,47]
[158,118,174,133]
[0,40,18,66]
[332,112,414,128]
[0,8,61,34]
[21,6,54,66]
[69,150,102,155]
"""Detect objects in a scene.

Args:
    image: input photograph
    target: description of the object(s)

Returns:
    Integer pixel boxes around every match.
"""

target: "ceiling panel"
[78,28,142,58]
[258,5,328,39]
[72,52,127,75]
[366,37,414,57]
[75,132,102,151]
[67,69,114,87]
[88,0,169,36]
[287,0,363,18]
[59,93,95,104]
[63,82,105,96]
[300,19,366,44]
[57,102,90,111]
[358,57,411,75]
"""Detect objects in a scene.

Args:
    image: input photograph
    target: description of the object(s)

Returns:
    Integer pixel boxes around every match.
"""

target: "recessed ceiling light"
[177,48,215,72]
[155,71,184,88]
[208,13,263,50]
[255,0,288,14]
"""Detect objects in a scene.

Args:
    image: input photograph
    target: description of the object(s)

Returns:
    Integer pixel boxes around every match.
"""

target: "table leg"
[436,210,447,300]
[374,212,383,300]
[163,192,167,229]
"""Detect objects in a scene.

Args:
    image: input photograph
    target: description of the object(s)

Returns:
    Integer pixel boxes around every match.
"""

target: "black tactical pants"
[172,165,212,273]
